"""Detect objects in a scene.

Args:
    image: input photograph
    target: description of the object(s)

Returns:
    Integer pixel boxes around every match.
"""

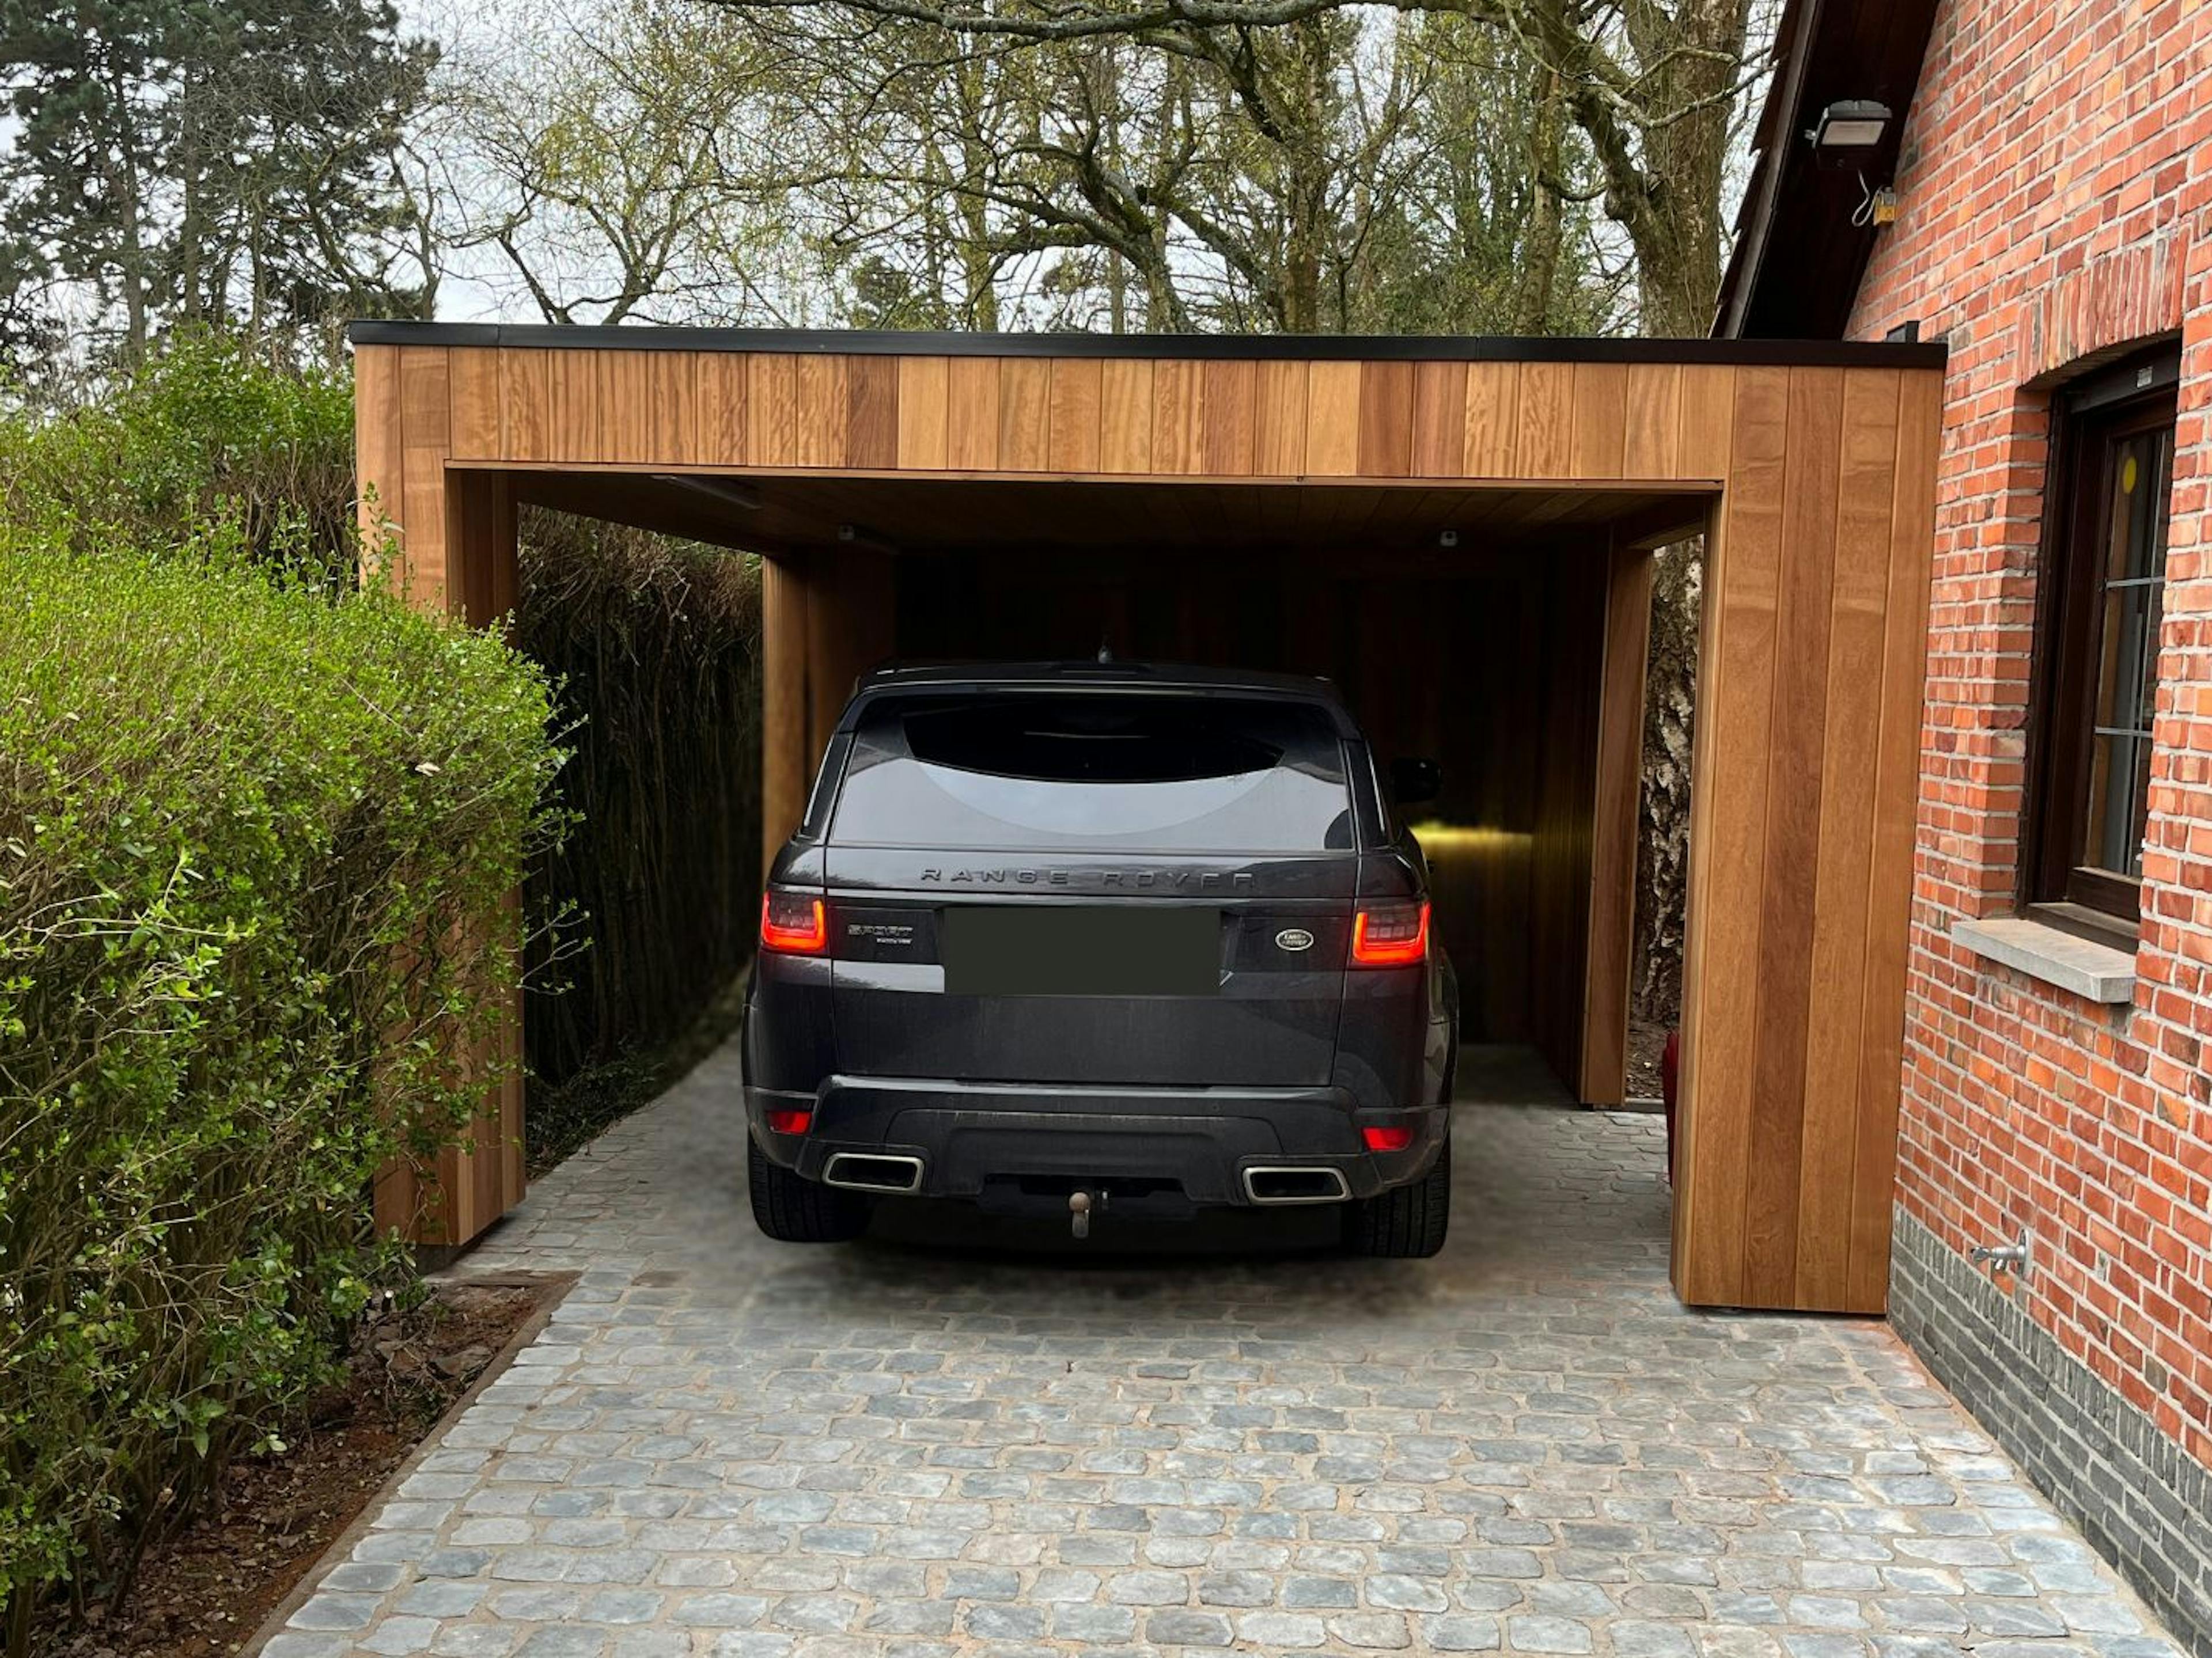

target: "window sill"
[1952,915,2137,1004]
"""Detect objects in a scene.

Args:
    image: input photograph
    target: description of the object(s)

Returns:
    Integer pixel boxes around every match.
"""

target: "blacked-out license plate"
[940,906,1220,996]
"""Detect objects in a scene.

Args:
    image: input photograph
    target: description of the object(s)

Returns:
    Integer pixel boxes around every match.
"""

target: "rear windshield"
[831,692,1355,853]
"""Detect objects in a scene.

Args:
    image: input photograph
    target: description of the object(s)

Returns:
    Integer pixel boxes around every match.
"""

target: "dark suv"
[741,662,1458,1257]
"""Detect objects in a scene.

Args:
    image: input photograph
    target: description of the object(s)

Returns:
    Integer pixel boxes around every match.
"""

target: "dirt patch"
[47,1277,560,1658]
[1625,1016,1673,1106]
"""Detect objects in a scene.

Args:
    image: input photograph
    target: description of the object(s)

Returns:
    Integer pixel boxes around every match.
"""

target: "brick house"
[1719,0,2212,1648]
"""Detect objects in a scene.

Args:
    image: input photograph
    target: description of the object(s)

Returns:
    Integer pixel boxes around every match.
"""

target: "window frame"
[2021,345,2182,934]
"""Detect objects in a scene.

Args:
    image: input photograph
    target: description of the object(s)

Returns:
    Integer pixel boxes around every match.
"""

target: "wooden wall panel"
[998,358,1052,472]
[1101,361,1156,472]
[896,357,949,470]
[1412,363,1469,477]
[1794,369,1899,1306]
[1582,544,1654,1107]
[596,351,650,464]
[1357,362,1415,477]
[1306,362,1362,475]
[1514,362,1574,479]
[448,348,502,460]
[1464,364,1520,477]
[545,350,600,463]
[846,356,899,469]
[1202,360,1257,476]
[1569,363,1628,478]
[501,350,553,461]
[1528,547,1607,1092]
[1254,361,1308,475]
[1048,359,1103,473]
[646,351,699,464]
[698,355,748,464]
[1623,363,1681,479]
[1669,363,1940,1315]
[1153,360,1206,473]
[946,358,1001,470]
[1849,370,1941,1310]
[1674,366,1789,1308]
[794,355,850,468]
[748,354,800,466]
[354,345,404,563]
[1740,367,1843,1308]
[760,555,810,868]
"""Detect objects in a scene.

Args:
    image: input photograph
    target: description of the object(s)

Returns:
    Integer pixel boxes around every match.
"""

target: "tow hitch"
[1069,1189,1093,1239]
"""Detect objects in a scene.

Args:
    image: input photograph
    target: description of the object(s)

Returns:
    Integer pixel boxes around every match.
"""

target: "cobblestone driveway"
[268,1047,2184,1658]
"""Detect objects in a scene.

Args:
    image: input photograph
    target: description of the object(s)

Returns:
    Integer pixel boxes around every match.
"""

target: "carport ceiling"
[498,468,1710,559]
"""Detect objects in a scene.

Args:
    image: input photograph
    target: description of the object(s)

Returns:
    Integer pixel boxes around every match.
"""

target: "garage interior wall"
[353,325,1942,1315]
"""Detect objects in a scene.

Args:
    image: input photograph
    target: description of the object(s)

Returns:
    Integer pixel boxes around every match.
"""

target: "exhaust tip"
[823,1152,925,1194]
[1243,1165,1352,1205]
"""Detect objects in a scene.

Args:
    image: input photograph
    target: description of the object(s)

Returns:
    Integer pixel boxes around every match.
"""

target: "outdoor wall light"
[1808,100,1892,151]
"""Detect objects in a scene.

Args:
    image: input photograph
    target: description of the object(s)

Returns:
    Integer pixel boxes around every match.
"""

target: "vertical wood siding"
[355,342,1940,1312]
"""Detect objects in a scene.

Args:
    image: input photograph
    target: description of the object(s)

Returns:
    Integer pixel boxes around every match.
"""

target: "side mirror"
[1389,757,1442,806]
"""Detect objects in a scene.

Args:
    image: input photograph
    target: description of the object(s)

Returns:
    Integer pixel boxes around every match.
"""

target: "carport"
[350,323,1942,1315]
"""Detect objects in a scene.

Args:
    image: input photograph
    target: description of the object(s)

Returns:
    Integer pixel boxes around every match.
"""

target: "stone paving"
[266,1045,2187,1658]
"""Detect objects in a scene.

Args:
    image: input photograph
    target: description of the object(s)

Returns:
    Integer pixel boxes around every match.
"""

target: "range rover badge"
[1275,927,1316,953]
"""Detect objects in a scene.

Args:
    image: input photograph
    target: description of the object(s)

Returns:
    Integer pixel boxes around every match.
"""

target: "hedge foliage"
[0,523,564,1638]
[515,511,763,1117]
[0,335,357,583]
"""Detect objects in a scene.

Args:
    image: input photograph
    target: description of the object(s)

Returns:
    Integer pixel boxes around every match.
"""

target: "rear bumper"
[745,1075,1447,1213]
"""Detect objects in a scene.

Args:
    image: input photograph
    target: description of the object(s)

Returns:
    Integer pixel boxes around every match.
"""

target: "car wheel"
[748,1136,872,1242]
[1344,1134,1450,1258]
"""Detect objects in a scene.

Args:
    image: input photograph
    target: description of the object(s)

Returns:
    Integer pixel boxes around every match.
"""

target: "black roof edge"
[347,319,1946,370]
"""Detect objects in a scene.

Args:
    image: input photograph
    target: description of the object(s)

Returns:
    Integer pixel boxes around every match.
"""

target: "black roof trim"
[348,319,1946,370]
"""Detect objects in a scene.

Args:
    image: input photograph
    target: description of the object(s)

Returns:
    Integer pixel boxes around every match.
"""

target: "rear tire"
[1344,1135,1451,1258]
[749,1136,872,1242]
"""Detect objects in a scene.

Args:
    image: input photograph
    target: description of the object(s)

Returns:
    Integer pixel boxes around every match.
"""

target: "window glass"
[2081,428,2172,880]
[832,692,1355,853]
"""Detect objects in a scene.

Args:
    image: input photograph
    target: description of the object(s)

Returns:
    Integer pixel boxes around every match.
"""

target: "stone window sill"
[1952,915,2136,1004]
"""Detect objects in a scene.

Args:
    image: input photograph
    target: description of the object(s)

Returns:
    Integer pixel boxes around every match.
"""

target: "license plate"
[940,906,1220,996]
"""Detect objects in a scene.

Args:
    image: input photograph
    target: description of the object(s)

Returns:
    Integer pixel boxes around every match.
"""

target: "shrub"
[516,513,762,1107]
[0,333,356,582]
[0,533,565,1646]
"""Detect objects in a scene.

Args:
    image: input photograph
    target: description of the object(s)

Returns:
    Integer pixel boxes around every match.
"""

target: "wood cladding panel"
[945,358,1001,471]
[1253,361,1308,475]
[1048,359,1103,473]
[1849,370,1941,1311]
[354,346,404,559]
[448,348,501,460]
[896,357,949,470]
[998,358,1052,472]
[1582,544,1654,1107]
[1675,366,1789,1310]
[846,356,899,469]
[1100,361,1156,472]
[698,355,748,464]
[1668,363,1938,1315]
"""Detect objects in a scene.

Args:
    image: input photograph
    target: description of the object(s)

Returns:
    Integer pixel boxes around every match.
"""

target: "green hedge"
[0,536,564,1642]
[0,335,357,583]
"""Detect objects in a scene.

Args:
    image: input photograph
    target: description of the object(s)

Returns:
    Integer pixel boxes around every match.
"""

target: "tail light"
[760,891,828,955]
[1351,901,1430,968]
[1361,1124,1415,1152]
[766,1108,813,1135]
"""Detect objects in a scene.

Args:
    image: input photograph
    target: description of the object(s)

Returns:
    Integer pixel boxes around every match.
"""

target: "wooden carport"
[351,323,1942,1315]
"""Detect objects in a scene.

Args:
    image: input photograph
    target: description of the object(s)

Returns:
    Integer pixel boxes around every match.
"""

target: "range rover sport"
[740,661,1459,1257]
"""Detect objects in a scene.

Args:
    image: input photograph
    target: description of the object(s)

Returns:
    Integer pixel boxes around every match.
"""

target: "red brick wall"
[1847,0,2212,1469]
